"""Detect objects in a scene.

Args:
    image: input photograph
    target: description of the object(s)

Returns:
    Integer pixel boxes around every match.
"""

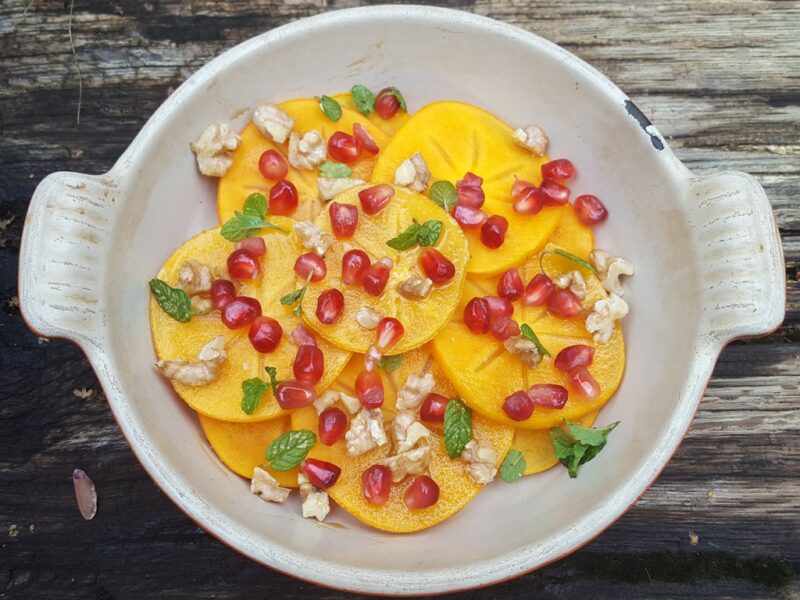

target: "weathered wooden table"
[1,1,798,597]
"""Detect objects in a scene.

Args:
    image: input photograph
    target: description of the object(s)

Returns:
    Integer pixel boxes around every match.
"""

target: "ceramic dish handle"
[689,171,785,346]
[19,171,118,352]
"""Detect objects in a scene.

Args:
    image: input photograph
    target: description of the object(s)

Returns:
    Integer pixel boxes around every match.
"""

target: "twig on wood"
[67,0,82,124]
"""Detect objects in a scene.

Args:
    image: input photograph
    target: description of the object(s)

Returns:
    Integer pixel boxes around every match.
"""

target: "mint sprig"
[350,84,376,116]
[149,279,192,323]
[220,193,287,241]
[318,95,342,121]
[519,323,551,357]
[444,398,472,459]
[429,180,457,213]
[541,249,597,275]
[266,430,317,471]
[319,160,352,178]
[386,220,443,250]
[387,86,407,112]
[551,420,619,478]
[280,271,313,316]
[377,354,404,372]
[241,366,282,415]
[500,449,526,483]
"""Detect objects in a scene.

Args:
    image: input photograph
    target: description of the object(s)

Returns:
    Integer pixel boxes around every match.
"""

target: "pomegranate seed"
[318,407,347,446]
[490,316,520,341]
[502,390,535,421]
[235,237,266,257]
[328,131,362,164]
[540,179,570,206]
[361,464,391,506]
[547,289,582,318]
[300,458,341,489]
[456,183,485,208]
[353,123,379,155]
[497,268,524,301]
[419,248,455,285]
[221,296,261,328]
[291,323,317,347]
[485,295,514,318]
[527,384,569,409]
[341,249,371,285]
[453,204,488,229]
[362,260,391,297]
[513,186,545,215]
[364,344,382,372]
[523,274,555,306]
[248,316,283,353]
[355,369,384,408]
[480,215,508,249]
[269,179,299,215]
[227,249,260,280]
[329,202,359,239]
[567,368,601,400]
[404,475,440,509]
[316,289,345,324]
[376,317,404,352]
[294,252,327,282]
[463,297,491,334]
[293,344,324,385]
[574,194,609,226]
[541,158,575,181]
[375,87,400,120]
[419,393,448,422]
[511,178,536,200]
[275,380,316,409]
[358,184,395,215]
[258,149,288,181]
[457,172,484,188]
[554,345,595,372]
[210,279,236,310]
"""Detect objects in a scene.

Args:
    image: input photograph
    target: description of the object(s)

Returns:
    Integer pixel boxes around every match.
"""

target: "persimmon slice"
[511,411,597,476]
[371,101,564,275]
[332,92,411,137]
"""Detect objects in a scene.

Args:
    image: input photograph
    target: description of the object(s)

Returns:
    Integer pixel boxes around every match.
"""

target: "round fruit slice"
[332,92,411,136]
[150,223,351,422]
[432,244,626,429]
[371,101,564,275]
[548,204,594,259]
[291,348,513,533]
[511,411,597,476]
[301,185,469,354]
[218,99,390,223]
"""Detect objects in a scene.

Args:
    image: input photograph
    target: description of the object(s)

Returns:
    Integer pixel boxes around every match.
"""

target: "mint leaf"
[388,86,407,112]
[266,430,317,471]
[444,398,472,458]
[519,323,551,357]
[280,271,313,316]
[500,449,526,483]
[429,180,457,213]
[220,211,287,241]
[243,192,267,219]
[318,95,342,121]
[241,377,268,415]
[542,249,597,275]
[417,220,442,247]
[387,222,421,250]
[149,279,192,323]
[550,420,619,478]
[319,160,352,179]
[350,84,376,116]
[264,366,279,395]
[377,354,404,372]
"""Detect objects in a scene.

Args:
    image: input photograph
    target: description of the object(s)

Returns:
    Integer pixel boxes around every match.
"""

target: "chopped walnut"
[503,335,542,369]
[461,439,498,485]
[297,473,330,522]
[392,410,431,454]
[398,274,433,299]
[585,293,629,344]
[190,122,241,177]
[190,296,213,314]
[178,260,213,295]
[345,408,388,457]
[252,103,294,144]
[381,446,432,483]
[591,250,635,297]
[395,372,436,410]
[393,152,431,192]
[554,270,587,301]
[314,389,360,415]
[512,125,548,156]
[250,467,291,503]
[288,130,326,170]
[156,336,226,386]
[317,177,365,201]
[293,221,333,256]
[356,307,382,330]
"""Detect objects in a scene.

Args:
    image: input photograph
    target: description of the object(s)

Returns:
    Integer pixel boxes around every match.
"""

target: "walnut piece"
[395,372,436,410]
[314,389,360,415]
[317,177,365,201]
[591,249,635,297]
[461,439,498,485]
[288,130,326,170]
[293,220,333,256]
[503,335,542,369]
[252,103,294,144]
[512,125,548,156]
[554,270,587,301]
[345,408,388,457]
[178,260,213,295]
[381,446,432,483]
[585,293,629,344]
[392,410,431,454]
[250,467,291,503]
[190,296,213,315]
[190,123,241,177]
[393,152,431,192]
[297,473,330,522]
[156,336,226,386]
[398,274,433,299]
[356,307,382,330]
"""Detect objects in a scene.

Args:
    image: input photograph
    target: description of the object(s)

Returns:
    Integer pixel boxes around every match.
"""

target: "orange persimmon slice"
[511,411,597,476]
[332,92,411,137]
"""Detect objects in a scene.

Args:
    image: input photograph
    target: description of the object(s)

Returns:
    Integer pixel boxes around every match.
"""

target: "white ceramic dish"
[19,6,785,595]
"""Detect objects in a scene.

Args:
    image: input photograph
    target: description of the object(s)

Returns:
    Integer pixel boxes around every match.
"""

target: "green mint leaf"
[429,180,457,213]
[386,222,422,251]
[220,212,287,241]
[416,220,443,247]
[149,279,192,323]
[280,271,313,315]
[444,398,472,459]
[243,193,267,219]
[543,249,597,275]
[377,354,404,372]
[500,449,526,483]
[350,84,376,116]
[318,95,342,121]
[550,420,619,478]
[519,323,551,357]
[241,377,268,415]
[280,289,303,305]
[264,366,279,395]
[266,429,317,471]
[319,160,352,179]
[389,86,407,112]
[567,421,619,447]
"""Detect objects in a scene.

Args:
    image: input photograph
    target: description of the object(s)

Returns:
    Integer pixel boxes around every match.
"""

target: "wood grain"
[1,0,798,598]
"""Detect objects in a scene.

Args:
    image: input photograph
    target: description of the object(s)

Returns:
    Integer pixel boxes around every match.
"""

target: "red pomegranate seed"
[248,316,283,353]
[353,123,379,155]
[502,390,535,421]
[464,297,491,334]
[480,215,508,249]
[227,249,260,280]
[497,268,524,301]
[457,172,484,188]
[258,149,288,181]
[293,344,324,384]
[523,274,555,306]
[541,158,575,181]
[318,407,347,446]
[300,458,341,489]
[456,178,485,208]
[567,368,601,400]
[269,179,298,215]
[316,289,345,324]
[362,260,391,296]
[341,249,371,285]
[540,179,570,206]
[355,369,384,408]
[221,296,261,329]
[291,323,317,347]
[511,178,536,200]
[375,87,401,120]
[419,393,448,422]
[548,289,582,318]
[404,475,440,509]
[329,202,359,239]
[358,184,395,215]
[485,295,514,318]
[490,316,520,341]
[513,186,545,215]
[527,384,569,409]
[453,204,488,229]
[275,380,316,409]
[361,464,391,506]
[210,279,235,310]
[419,248,455,285]
[294,252,327,282]
[554,345,595,372]
[375,317,404,352]
[574,194,609,226]
[235,237,266,257]
[328,131,362,164]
